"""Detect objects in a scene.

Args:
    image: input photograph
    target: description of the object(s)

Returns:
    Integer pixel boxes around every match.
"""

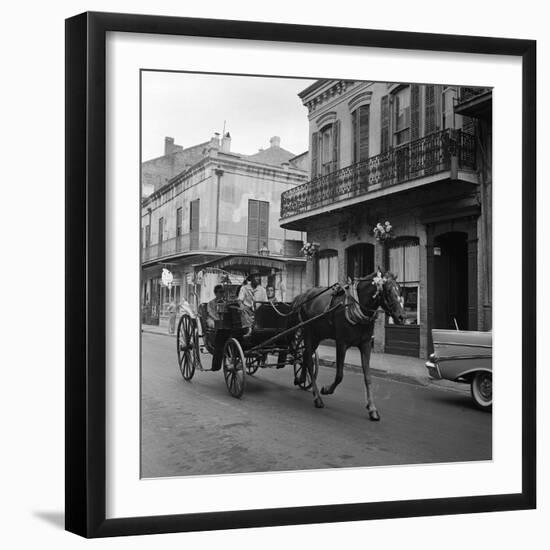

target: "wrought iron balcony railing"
[141,232,295,264]
[280,129,476,220]
[458,86,492,102]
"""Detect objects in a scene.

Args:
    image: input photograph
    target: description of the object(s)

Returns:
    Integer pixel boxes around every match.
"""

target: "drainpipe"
[214,168,224,248]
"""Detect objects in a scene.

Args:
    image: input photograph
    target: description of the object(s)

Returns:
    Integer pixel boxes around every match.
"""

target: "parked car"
[426,329,492,411]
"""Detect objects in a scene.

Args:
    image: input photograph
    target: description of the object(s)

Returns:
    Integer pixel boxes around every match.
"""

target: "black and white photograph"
[140,72,493,479]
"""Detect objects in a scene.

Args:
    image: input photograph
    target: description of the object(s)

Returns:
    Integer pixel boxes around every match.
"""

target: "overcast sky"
[141,71,317,161]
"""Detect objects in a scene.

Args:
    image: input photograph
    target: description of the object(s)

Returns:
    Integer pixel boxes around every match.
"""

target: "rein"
[344,281,380,326]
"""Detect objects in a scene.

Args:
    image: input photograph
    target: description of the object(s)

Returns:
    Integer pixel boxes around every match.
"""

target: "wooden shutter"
[190,199,199,249]
[311,131,319,178]
[424,85,436,135]
[259,201,269,249]
[359,105,370,161]
[247,199,259,254]
[381,95,390,153]
[158,217,164,243]
[332,120,340,171]
[410,85,420,140]
[176,207,183,236]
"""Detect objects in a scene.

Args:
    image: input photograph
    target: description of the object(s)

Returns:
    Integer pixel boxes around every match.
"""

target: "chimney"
[209,132,220,150]
[221,132,231,153]
[270,136,281,148]
[164,136,175,155]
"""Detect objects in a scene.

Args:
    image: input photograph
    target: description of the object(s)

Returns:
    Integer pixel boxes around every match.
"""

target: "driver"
[238,274,267,332]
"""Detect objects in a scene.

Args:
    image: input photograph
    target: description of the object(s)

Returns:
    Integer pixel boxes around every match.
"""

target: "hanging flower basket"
[373,221,394,242]
[300,241,320,258]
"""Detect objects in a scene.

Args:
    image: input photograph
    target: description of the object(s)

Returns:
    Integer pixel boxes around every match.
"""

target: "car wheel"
[471,372,492,411]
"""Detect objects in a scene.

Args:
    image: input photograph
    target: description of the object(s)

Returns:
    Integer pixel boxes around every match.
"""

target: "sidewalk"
[141,323,466,392]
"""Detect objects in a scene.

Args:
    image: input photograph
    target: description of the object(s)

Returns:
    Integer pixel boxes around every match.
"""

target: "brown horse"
[292,269,406,420]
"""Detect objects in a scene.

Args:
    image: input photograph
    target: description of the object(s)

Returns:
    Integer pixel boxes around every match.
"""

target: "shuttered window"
[158,217,164,243]
[410,85,420,140]
[332,119,340,172]
[190,199,199,250]
[176,207,183,236]
[311,131,319,178]
[352,105,370,163]
[424,84,443,135]
[247,199,269,254]
[317,250,339,287]
[381,95,390,153]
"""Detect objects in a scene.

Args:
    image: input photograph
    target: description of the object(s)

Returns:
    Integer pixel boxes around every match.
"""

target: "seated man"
[206,284,225,329]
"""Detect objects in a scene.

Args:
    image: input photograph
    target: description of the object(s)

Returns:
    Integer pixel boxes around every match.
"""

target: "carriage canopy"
[192,254,287,277]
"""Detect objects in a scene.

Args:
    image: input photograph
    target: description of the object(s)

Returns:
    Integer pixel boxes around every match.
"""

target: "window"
[311,121,340,177]
[352,105,370,163]
[387,238,420,325]
[247,199,269,254]
[176,207,183,236]
[394,87,410,146]
[317,250,339,287]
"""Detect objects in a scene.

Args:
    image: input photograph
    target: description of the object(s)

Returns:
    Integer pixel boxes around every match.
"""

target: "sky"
[141,71,317,161]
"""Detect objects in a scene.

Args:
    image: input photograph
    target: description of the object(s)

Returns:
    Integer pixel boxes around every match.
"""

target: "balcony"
[280,129,476,223]
[141,232,298,265]
[455,87,492,119]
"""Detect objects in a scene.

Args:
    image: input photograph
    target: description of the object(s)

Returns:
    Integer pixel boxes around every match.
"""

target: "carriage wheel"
[177,314,197,381]
[223,338,246,398]
[245,353,267,375]
[292,331,319,391]
[246,356,260,376]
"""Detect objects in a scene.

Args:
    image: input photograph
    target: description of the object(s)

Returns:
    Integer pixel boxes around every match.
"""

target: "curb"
[143,328,437,388]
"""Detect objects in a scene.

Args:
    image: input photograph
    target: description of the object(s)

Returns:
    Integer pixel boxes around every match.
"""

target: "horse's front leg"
[359,337,380,421]
[321,341,346,395]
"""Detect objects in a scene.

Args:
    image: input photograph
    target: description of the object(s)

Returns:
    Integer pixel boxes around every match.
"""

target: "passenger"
[238,274,267,331]
[266,285,276,302]
[206,284,225,329]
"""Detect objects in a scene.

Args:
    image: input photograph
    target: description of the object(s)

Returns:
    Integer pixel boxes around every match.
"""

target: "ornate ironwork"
[280,129,476,219]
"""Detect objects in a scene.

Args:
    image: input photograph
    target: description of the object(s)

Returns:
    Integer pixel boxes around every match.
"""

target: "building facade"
[141,133,308,326]
[280,80,492,358]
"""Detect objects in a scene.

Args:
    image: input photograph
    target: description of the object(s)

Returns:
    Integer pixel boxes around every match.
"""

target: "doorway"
[346,243,374,279]
[433,231,468,330]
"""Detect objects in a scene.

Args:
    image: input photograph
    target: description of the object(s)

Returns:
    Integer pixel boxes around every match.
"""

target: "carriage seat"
[253,302,292,331]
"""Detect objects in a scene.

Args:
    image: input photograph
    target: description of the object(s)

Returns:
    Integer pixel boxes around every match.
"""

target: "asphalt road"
[141,332,492,478]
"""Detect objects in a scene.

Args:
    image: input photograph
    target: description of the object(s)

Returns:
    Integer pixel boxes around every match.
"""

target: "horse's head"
[379,270,406,325]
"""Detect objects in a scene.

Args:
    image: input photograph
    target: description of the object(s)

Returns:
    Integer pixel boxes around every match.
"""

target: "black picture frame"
[65,11,536,538]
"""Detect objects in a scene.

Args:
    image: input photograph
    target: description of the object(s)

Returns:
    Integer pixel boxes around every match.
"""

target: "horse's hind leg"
[304,332,324,408]
[360,339,380,421]
[321,341,346,395]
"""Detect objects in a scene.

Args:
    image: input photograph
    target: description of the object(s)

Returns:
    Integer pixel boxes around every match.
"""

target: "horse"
[292,269,406,421]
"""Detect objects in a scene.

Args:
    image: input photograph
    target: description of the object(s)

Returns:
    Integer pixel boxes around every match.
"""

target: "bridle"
[344,273,400,326]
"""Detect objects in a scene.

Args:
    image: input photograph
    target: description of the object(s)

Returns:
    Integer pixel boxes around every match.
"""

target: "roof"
[246,145,297,166]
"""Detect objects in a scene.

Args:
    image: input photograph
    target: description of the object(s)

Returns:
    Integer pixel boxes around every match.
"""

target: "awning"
[192,254,288,276]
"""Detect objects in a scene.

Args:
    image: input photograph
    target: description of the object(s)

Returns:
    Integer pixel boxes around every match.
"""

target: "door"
[433,232,468,330]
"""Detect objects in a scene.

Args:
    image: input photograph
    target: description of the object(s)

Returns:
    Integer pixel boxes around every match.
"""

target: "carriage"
[176,254,320,398]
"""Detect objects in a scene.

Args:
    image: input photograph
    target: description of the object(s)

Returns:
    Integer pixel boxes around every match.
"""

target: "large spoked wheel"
[177,314,197,381]
[245,353,267,376]
[471,372,492,411]
[291,331,319,391]
[223,338,246,398]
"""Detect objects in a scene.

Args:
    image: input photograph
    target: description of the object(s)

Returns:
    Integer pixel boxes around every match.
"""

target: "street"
[141,332,492,478]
